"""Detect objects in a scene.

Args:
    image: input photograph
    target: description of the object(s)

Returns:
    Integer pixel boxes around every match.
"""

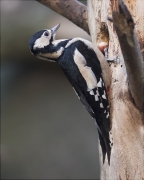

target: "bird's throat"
[38,47,64,61]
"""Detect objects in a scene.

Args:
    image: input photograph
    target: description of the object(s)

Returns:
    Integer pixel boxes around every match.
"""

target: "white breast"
[73,48,97,90]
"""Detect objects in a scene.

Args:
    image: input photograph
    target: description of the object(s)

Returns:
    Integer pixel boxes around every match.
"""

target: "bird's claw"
[104,47,119,64]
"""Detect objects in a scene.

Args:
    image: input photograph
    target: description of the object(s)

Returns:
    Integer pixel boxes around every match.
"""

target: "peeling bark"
[36,0,89,34]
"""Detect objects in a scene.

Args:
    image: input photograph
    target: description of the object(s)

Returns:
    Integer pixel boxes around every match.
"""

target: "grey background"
[1,0,100,179]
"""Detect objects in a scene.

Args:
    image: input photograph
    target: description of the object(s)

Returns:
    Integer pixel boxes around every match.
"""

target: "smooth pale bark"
[87,0,144,179]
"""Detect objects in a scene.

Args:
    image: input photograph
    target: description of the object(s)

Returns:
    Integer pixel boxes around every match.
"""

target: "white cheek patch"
[34,31,51,49]
[73,48,97,91]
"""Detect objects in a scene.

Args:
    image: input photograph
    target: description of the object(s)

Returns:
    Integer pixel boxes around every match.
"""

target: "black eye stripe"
[44,31,49,36]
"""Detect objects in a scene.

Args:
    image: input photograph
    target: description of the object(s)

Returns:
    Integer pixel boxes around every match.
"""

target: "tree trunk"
[87,0,144,179]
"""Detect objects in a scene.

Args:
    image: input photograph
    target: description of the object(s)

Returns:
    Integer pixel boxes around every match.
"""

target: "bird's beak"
[51,24,60,35]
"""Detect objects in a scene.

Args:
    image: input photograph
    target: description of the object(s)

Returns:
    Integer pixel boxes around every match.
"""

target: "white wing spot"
[97,80,102,87]
[73,48,97,90]
[106,112,109,118]
[96,89,99,96]
[95,94,99,101]
[102,94,106,99]
[90,90,94,95]
[100,103,104,108]
[104,110,106,113]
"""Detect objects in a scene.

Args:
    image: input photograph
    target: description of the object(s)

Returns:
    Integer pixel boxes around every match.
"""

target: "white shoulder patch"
[73,48,97,90]
[65,38,93,49]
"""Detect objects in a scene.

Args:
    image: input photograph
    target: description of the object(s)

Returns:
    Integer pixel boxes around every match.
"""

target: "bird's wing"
[70,79,111,164]
[60,41,111,163]
[71,44,111,163]
[73,46,110,125]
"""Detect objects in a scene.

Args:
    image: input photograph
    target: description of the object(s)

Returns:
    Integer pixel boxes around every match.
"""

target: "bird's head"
[28,24,60,58]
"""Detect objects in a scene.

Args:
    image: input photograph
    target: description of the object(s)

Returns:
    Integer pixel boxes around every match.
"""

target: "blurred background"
[1,0,100,179]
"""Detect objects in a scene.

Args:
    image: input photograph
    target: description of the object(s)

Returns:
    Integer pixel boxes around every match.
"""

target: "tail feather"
[98,131,106,163]
[98,130,111,165]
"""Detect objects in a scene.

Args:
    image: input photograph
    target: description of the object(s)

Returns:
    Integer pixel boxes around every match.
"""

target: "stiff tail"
[98,130,111,165]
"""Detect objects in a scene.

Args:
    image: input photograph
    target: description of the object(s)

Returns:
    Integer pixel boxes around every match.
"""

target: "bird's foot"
[104,47,119,64]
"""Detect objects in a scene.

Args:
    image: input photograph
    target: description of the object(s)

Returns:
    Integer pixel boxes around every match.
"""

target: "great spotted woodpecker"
[29,24,111,164]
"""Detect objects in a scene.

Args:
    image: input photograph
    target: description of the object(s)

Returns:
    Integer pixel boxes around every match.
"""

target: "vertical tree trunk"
[87,0,144,179]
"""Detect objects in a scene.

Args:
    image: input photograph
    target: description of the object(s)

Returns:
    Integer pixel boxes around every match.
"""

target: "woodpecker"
[29,24,111,164]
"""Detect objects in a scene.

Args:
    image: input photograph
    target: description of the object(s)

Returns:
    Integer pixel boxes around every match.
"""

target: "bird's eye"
[44,31,49,36]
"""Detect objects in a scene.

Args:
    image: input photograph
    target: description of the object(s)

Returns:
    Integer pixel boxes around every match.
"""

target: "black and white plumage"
[29,24,111,164]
